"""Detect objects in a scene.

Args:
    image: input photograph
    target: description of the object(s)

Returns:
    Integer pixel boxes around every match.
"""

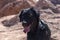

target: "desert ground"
[0,0,60,40]
[0,12,60,40]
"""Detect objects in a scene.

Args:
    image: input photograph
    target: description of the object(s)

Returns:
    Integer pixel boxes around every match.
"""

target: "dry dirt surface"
[0,12,60,40]
[0,0,60,40]
[0,15,27,40]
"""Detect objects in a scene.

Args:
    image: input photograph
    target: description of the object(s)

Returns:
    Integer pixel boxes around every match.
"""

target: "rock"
[35,0,60,13]
[0,0,16,9]
[50,0,60,5]
[0,1,31,18]
[2,15,19,27]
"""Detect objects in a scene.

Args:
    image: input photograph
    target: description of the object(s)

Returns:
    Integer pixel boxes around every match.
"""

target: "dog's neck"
[28,18,46,34]
[28,17,39,34]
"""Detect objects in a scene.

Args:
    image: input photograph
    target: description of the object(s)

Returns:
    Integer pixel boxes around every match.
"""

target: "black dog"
[19,7,51,40]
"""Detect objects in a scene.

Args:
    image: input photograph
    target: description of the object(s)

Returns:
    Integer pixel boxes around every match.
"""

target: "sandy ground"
[0,15,27,40]
[0,13,60,40]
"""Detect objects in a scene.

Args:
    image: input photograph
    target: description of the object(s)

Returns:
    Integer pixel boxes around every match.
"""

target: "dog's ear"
[30,7,40,18]
[19,10,24,22]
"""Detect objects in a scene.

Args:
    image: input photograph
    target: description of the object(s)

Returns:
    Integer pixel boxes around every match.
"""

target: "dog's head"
[19,7,40,33]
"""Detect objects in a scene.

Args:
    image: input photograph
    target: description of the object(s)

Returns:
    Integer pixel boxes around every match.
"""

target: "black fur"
[19,7,51,40]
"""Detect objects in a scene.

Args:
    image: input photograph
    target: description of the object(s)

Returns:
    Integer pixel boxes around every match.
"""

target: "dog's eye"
[29,14,32,17]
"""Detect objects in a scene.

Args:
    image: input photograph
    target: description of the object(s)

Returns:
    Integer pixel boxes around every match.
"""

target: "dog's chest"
[27,29,47,40]
[36,29,47,40]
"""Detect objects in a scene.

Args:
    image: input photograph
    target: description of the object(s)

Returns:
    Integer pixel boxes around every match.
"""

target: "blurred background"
[0,0,60,40]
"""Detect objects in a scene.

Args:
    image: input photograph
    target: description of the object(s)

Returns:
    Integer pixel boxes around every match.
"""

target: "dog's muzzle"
[22,20,32,33]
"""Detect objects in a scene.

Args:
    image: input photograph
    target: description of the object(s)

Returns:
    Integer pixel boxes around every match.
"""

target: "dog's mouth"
[23,24,32,33]
[22,20,33,33]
